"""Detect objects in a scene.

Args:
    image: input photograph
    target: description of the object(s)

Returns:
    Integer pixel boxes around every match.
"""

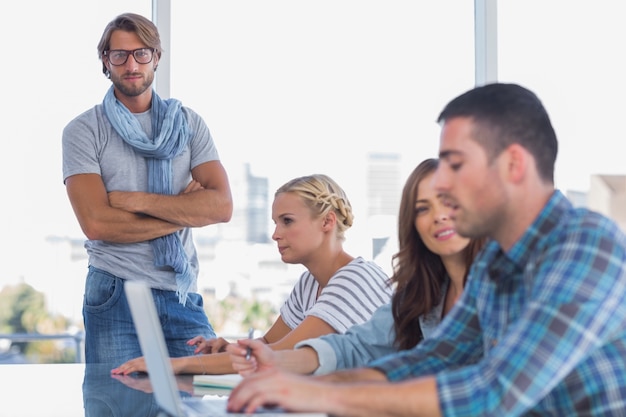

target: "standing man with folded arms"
[62,12,233,365]
[227,83,626,416]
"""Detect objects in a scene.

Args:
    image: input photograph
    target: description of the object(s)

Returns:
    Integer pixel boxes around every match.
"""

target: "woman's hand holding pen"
[226,339,277,376]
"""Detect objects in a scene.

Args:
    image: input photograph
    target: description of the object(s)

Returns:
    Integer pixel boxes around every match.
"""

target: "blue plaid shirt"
[369,191,626,416]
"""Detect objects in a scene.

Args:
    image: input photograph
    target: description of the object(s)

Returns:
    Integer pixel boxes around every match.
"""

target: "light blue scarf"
[103,86,193,305]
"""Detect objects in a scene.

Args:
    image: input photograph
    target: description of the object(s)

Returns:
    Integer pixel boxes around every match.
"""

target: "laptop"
[124,280,328,417]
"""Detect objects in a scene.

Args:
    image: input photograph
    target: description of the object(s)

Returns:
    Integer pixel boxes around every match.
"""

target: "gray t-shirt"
[62,103,219,291]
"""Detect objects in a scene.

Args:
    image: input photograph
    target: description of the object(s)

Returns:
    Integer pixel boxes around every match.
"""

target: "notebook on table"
[192,373,243,397]
[124,280,328,417]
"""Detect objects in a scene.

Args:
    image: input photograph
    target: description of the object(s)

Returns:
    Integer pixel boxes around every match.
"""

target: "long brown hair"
[391,158,486,350]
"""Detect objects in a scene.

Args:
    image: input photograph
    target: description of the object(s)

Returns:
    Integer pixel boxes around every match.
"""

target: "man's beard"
[110,72,154,97]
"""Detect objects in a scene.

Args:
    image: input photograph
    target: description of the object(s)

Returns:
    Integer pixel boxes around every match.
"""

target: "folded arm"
[107,160,233,228]
[66,173,183,243]
[66,161,232,244]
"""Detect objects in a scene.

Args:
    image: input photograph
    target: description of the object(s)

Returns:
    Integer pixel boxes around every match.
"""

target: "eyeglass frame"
[104,48,156,66]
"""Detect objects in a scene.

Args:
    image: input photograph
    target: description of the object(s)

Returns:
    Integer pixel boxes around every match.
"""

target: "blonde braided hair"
[275,174,354,241]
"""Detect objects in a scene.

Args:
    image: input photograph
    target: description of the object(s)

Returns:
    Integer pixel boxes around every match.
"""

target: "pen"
[245,327,254,360]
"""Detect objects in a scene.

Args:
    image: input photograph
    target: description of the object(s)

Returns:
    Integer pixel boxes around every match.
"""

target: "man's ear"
[103,57,112,78]
[503,143,528,184]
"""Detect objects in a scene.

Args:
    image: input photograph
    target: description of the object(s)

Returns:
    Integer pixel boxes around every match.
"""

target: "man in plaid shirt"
[227,83,626,416]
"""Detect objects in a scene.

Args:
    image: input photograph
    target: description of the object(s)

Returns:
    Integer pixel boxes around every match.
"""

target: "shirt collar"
[487,190,571,281]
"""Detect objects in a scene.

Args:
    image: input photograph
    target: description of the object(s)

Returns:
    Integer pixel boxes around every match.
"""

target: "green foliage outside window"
[0,283,76,363]
[0,283,278,363]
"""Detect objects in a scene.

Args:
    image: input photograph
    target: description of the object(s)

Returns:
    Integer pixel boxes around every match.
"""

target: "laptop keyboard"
[182,396,228,414]
[182,397,289,416]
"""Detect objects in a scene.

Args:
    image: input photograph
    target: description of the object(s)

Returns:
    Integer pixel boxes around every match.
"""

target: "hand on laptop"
[227,368,328,415]
[187,335,231,354]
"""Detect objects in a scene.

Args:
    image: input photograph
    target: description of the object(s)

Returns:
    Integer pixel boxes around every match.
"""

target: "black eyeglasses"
[105,48,155,66]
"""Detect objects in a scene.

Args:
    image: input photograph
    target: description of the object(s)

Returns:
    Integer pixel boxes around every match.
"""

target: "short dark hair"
[437,83,558,184]
[97,13,163,77]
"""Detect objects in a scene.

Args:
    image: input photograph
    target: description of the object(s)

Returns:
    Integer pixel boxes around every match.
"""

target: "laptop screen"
[125,281,186,417]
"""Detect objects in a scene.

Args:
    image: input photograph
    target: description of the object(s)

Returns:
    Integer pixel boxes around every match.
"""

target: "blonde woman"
[228,159,486,377]
[112,174,392,375]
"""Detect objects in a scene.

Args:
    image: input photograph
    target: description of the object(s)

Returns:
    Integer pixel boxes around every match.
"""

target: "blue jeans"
[83,266,216,365]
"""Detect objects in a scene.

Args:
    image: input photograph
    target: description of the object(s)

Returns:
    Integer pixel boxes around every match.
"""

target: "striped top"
[280,256,393,333]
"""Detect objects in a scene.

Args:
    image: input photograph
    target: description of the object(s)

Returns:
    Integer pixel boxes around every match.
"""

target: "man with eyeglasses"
[62,12,233,365]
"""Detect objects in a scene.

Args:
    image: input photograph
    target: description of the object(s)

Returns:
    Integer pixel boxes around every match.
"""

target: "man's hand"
[182,179,205,193]
[108,179,205,214]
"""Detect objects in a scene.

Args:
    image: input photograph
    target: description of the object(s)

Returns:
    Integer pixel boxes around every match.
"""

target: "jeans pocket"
[185,292,205,313]
[83,267,123,313]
